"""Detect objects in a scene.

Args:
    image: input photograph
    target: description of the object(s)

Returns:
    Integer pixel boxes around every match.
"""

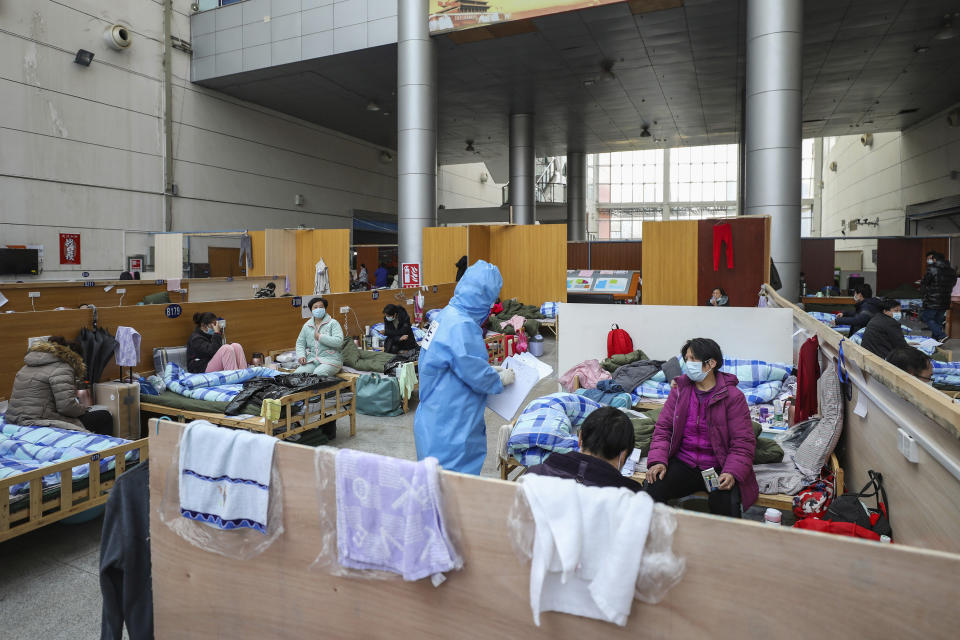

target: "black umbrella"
[77,326,117,384]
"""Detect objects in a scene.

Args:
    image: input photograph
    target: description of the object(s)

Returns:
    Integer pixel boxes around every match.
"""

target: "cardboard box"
[93,382,141,440]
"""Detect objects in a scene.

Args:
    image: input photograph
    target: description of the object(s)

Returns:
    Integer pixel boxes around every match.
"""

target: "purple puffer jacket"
[648,371,759,508]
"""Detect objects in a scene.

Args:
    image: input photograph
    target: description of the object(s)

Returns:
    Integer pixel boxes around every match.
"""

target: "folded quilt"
[933,361,960,386]
[163,362,279,402]
[0,418,139,499]
[539,302,559,319]
[632,358,792,406]
[179,420,276,533]
[509,393,602,466]
[336,449,462,581]
[807,311,836,326]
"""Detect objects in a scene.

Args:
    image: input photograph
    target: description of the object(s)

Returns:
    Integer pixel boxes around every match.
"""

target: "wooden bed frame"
[150,419,960,638]
[0,437,149,543]
[141,378,356,440]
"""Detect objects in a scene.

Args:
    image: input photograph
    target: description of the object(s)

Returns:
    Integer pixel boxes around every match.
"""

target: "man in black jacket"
[860,299,908,359]
[526,407,642,492]
[835,284,883,336]
[381,304,415,354]
[920,252,957,341]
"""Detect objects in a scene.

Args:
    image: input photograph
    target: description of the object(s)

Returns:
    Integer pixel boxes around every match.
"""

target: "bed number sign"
[165,303,183,319]
[420,320,439,351]
[291,296,302,308]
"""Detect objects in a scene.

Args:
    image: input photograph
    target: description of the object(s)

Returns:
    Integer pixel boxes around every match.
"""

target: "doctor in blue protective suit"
[414,260,516,474]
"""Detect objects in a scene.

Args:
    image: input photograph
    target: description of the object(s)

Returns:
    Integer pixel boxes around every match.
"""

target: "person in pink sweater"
[645,337,757,517]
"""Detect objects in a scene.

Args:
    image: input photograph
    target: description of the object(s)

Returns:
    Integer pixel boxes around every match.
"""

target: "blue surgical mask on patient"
[892,311,902,322]
[312,307,326,319]
[385,316,395,322]
[685,360,708,382]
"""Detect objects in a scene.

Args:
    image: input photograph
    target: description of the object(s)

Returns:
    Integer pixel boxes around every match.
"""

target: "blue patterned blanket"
[633,358,793,405]
[539,302,560,319]
[0,417,139,500]
[933,361,960,386]
[162,363,279,402]
[508,393,601,466]
[370,323,428,343]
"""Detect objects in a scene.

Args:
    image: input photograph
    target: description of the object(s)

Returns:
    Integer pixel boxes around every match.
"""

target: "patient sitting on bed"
[525,407,642,492]
[187,311,247,373]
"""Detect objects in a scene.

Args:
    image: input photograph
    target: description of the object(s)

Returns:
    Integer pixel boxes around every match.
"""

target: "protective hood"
[450,260,502,323]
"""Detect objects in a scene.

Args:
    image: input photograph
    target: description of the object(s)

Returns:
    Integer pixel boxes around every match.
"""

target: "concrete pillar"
[744,0,802,300]
[566,152,586,241]
[397,0,437,269]
[509,113,535,224]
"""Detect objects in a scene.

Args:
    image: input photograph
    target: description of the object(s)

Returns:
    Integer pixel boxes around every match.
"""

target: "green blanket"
[341,338,396,373]
[630,409,783,464]
[486,299,543,336]
[602,349,649,373]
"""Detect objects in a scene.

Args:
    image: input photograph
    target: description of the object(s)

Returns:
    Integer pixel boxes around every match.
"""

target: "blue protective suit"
[414,260,504,474]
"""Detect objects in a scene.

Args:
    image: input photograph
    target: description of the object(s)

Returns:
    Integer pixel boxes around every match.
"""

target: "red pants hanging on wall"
[795,335,821,423]
[713,223,734,271]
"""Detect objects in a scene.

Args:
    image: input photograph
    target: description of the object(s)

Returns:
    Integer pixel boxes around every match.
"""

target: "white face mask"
[892,311,902,322]
[685,360,709,382]
[928,259,935,265]
[312,307,326,319]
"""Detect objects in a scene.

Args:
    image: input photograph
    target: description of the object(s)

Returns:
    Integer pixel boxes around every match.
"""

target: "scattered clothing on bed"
[753,422,784,464]
[179,420,277,533]
[574,387,633,409]
[539,302,559,318]
[612,360,665,394]
[335,449,462,581]
[795,335,820,423]
[520,474,654,626]
[340,338,396,373]
[600,349,649,373]
[114,326,142,368]
[499,315,527,333]
[100,462,152,640]
[0,418,140,499]
[485,299,543,336]
[558,360,611,392]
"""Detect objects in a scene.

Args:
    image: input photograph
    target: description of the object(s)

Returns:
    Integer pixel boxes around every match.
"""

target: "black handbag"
[824,469,892,540]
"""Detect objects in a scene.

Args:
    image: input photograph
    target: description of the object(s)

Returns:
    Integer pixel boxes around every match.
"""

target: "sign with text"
[128,257,142,273]
[165,304,182,319]
[429,0,624,34]
[401,263,421,288]
[59,233,81,264]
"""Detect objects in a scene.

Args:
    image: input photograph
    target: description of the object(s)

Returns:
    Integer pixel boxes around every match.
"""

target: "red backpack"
[607,324,634,358]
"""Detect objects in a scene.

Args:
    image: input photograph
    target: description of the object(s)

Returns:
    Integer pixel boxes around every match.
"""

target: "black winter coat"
[186,329,223,373]
[921,260,958,310]
[526,451,643,492]
[382,308,414,354]
[860,313,907,360]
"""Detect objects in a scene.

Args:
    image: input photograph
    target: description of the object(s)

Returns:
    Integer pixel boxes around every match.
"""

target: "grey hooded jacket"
[6,341,88,431]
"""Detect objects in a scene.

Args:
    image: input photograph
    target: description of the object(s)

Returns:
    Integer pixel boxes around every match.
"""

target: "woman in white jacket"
[295,297,344,376]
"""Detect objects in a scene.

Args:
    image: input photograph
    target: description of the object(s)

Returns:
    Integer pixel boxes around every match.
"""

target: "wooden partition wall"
[767,286,960,553]
[150,419,960,638]
[488,224,566,306]
[641,220,699,305]
[423,227,468,284]
[0,284,457,395]
[295,229,350,296]
[467,224,491,264]
[567,241,642,271]
[246,230,266,277]
[642,217,770,306]
[264,229,298,293]
[800,238,836,292]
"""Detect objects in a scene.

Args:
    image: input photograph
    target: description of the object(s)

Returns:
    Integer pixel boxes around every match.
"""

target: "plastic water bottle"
[764,508,782,526]
[773,399,783,425]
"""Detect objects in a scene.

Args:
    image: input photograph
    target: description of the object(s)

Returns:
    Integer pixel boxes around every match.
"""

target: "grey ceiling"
[200,0,960,180]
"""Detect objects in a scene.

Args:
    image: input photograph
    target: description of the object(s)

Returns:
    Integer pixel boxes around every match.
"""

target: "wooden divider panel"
[0,310,93,395]
[265,229,298,294]
[488,224,567,306]
[567,242,588,270]
[467,224,492,264]
[641,220,698,305]
[423,227,468,284]
[296,229,350,296]
[696,217,770,307]
[354,247,379,275]
[150,419,960,639]
[800,238,835,292]
[0,280,184,312]
[247,230,265,277]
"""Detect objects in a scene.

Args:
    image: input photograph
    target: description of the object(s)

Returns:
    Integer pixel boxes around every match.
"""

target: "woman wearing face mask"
[525,406,643,491]
[295,297,344,376]
[381,303,414,354]
[860,298,908,359]
[706,287,730,307]
[645,338,757,518]
[186,311,247,373]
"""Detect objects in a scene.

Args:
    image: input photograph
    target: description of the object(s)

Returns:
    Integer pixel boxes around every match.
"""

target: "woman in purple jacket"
[645,338,758,517]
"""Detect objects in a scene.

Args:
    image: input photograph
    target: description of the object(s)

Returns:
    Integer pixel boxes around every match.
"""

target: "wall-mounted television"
[0,248,40,275]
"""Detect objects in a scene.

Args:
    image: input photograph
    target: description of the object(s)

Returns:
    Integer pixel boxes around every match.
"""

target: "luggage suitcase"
[93,382,141,440]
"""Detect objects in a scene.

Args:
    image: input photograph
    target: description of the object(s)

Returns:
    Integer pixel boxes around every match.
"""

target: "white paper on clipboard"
[485,356,539,421]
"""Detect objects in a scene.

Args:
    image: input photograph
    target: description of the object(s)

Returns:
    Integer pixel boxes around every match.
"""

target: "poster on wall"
[128,257,143,273]
[428,0,623,34]
[59,233,81,264]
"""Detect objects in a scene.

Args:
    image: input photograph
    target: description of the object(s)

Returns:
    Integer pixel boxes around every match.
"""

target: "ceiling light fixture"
[934,13,957,40]
[913,45,930,53]
[640,126,651,138]
[74,49,94,66]
[582,78,595,87]
[600,60,616,81]
[465,140,475,152]
[366,100,381,112]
